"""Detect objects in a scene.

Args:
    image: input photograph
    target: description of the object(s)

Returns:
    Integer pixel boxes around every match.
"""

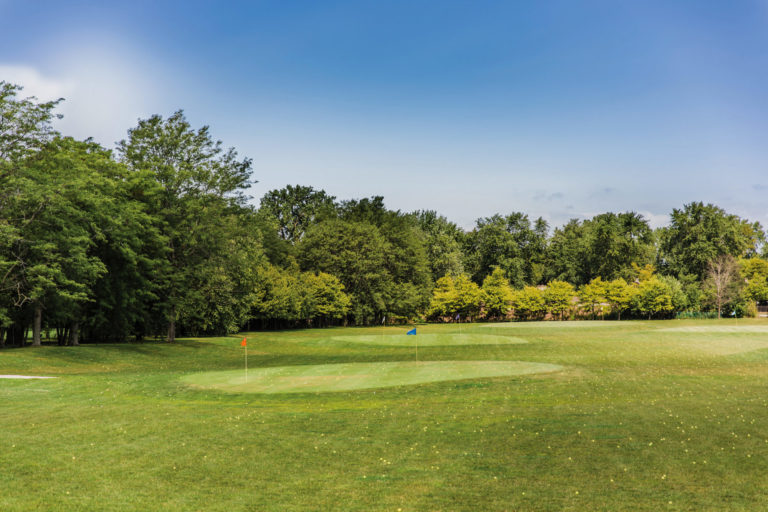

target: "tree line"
[2,81,767,347]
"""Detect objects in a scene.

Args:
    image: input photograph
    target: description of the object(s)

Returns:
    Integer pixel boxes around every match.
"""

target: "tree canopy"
[3,79,768,347]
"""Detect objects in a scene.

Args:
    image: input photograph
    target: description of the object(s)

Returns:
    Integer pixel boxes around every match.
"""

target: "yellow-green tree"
[604,278,633,320]
[543,280,575,320]
[741,258,768,303]
[632,277,674,319]
[578,277,606,318]
[481,267,514,319]
[513,286,545,320]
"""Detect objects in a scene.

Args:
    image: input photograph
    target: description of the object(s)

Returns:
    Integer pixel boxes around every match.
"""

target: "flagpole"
[245,343,248,383]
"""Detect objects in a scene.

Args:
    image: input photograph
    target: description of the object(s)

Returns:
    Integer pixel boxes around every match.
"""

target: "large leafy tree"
[659,202,764,281]
[414,210,465,280]
[259,185,336,243]
[545,212,654,286]
[298,197,432,324]
[464,213,548,287]
[117,110,254,341]
[298,219,390,324]
[4,138,119,346]
[587,212,654,280]
[0,82,63,342]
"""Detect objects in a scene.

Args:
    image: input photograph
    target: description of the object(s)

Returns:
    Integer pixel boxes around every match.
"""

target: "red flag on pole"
[241,337,247,347]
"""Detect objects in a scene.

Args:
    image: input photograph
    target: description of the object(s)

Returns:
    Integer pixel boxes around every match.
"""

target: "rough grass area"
[330,332,528,346]
[182,360,560,393]
[2,320,768,511]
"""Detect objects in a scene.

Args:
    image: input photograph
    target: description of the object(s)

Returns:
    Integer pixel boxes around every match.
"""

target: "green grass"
[329,332,528,346]
[2,319,768,510]
[182,360,561,393]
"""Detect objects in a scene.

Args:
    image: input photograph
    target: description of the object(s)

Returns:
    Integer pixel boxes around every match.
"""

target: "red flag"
[241,337,247,347]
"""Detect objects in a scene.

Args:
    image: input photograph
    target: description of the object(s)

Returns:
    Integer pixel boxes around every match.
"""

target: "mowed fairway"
[182,361,561,393]
[2,320,768,511]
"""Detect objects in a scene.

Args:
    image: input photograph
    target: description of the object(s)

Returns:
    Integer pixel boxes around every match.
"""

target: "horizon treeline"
[2,82,768,347]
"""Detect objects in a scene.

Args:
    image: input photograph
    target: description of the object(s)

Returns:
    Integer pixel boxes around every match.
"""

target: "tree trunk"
[167,308,176,343]
[0,328,5,348]
[32,303,42,347]
[71,322,80,346]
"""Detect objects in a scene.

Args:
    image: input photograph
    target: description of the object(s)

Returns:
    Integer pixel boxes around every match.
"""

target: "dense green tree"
[587,212,654,280]
[414,210,465,280]
[545,212,654,286]
[298,219,389,323]
[464,213,548,287]
[117,110,254,341]
[544,219,588,285]
[658,202,764,281]
[4,138,115,345]
[259,185,336,243]
[335,197,432,320]
[0,82,64,342]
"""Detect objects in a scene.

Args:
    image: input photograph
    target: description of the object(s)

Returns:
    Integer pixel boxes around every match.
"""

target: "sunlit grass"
[2,319,768,510]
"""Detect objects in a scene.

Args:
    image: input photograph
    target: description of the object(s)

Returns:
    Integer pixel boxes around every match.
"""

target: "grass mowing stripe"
[180,361,563,393]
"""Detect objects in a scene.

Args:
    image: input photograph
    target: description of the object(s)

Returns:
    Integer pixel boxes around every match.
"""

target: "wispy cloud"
[1,45,166,148]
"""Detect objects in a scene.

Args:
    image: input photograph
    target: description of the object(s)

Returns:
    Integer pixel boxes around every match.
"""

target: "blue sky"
[2,1,767,229]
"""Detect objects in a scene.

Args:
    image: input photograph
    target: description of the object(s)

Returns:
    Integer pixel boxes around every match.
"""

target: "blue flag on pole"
[406,328,417,335]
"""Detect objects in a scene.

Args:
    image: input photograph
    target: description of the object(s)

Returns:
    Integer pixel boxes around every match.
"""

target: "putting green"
[181,360,562,394]
[481,321,634,329]
[330,333,527,346]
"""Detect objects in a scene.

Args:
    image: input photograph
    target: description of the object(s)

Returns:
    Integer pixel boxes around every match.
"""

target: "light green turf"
[181,360,561,393]
[658,325,768,333]
[330,332,527,346]
[480,320,641,329]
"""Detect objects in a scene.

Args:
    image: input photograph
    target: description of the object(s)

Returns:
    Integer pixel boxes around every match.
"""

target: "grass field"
[2,320,768,511]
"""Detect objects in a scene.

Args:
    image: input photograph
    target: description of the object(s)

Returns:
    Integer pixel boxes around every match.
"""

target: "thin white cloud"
[1,46,166,148]
[0,65,74,102]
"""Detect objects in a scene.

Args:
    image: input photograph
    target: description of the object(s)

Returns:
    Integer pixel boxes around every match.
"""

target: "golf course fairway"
[181,360,562,393]
[329,332,527,346]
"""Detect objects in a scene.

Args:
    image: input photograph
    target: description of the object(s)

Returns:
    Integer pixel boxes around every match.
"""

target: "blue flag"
[406,328,417,335]
[730,310,736,317]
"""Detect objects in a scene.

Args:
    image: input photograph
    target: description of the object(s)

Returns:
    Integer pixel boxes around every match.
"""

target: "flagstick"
[244,343,248,383]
